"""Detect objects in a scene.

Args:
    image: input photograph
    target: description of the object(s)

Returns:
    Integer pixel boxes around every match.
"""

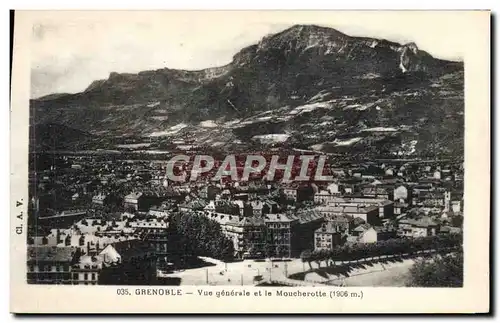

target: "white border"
[2,1,496,321]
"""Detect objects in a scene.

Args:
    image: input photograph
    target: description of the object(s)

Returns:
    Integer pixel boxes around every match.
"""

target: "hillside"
[30,24,464,157]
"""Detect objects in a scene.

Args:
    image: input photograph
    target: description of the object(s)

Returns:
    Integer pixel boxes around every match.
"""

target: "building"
[124,192,144,211]
[98,240,157,285]
[451,200,462,213]
[92,193,109,206]
[314,190,335,204]
[250,200,264,217]
[72,254,102,285]
[393,185,410,202]
[148,205,170,218]
[326,182,342,195]
[394,202,409,215]
[328,214,351,234]
[321,196,394,218]
[27,246,79,284]
[397,217,439,238]
[224,217,266,259]
[362,186,393,200]
[314,222,342,251]
[413,191,449,208]
[289,210,325,253]
[315,204,380,225]
[264,214,298,258]
[283,188,298,202]
[354,225,378,243]
[129,219,169,270]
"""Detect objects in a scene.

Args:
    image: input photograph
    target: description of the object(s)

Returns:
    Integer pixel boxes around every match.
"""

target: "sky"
[29,11,471,99]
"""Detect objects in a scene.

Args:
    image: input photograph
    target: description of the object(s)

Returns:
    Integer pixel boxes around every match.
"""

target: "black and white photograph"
[9,9,490,314]
[25,11,468,288]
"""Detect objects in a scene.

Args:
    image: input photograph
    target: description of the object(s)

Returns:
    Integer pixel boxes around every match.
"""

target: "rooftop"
[27,246,77,262]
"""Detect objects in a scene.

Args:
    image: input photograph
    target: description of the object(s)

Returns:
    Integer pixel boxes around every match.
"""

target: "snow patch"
[399,51,408,73]
[199,120,218,128]
[116,143,152,149]
[289,102,331,115]
[149,123,188,137]
[223,119,241,127]
[332,137,363,146]
[147,101,160,108]
[310,144,324,151]
[361,127,398,132]
[252,134,290,144]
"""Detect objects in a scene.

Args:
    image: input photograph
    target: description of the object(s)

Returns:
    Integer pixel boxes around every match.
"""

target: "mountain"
[29,123,97,151]
[30,24,464,157]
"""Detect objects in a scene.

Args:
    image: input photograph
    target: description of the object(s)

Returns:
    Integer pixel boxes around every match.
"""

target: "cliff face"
[30,24,464,157]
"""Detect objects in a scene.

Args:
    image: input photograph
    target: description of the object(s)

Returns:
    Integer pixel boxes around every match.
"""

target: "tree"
[300,249,312,270]
[407,251,463,287]
[168,211,235,261]
[264,243,275,259]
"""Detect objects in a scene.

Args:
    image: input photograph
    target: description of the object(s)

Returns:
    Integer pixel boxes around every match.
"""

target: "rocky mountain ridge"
[30,24,464,157]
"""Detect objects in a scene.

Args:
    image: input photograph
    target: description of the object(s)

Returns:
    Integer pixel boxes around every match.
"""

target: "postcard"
[10,10,490,314]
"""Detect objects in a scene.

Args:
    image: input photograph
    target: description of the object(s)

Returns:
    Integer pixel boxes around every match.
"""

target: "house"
[397,217,439,238]
[148,205,170,218]
[350,224,373,241]
[358,227,379,243]
[27,246,79,284]
[233,200,245,216]
[98,240,157,285]
[72,254,103,285]
[204,200,216,213]
[414,191,450,209]
[315,204,380,225]
[224,217,266,259]
[362,186,393,200]
[124,192,144,211]
[250,200,264,217]
[314,190,334,204]
[283,187,298,201]
[394,202,409,215]
[129,219,169,270]
[451,200,462,213]
[439,226,462,235]
[264,214,298,258]
[92,193,109,206]
[314,222,343,251]
[327,182,342,195]
[289,210,325,253]
[350,225,396,243]
[393,185,409,203]
[262,200,279,214]
[328,214,351,234]
[325,196,394,218]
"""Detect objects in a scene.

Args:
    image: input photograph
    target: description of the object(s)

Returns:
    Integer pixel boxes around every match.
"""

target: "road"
[325,259,416,287]
[160,257,307,286]
[160,256,416,287]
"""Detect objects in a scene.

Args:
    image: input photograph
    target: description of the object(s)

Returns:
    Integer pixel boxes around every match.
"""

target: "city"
[27,147,464,286]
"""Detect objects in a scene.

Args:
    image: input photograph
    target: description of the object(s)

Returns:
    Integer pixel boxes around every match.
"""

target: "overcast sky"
[29,11,468,99]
